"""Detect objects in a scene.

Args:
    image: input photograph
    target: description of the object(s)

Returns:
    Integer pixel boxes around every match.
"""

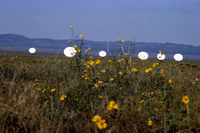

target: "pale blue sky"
[0,0,200,45]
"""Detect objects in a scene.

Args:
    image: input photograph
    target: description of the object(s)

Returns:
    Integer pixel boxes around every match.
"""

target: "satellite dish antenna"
[29,48,36,54]
[138,51,148,60]
[157,53,165,60]
[174,53,183,61]
[99,51,107,57]
[64,47,77,57]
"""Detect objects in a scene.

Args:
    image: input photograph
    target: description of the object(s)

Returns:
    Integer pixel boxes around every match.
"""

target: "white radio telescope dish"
[29,48,36,54]
[138,51,148,60]
[64,47,77,57]
[174,53,183,61]
[99,51,107,57]
[157,53,165,60]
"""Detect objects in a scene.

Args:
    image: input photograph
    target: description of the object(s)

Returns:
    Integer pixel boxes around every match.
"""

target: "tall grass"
[0,54,200,132]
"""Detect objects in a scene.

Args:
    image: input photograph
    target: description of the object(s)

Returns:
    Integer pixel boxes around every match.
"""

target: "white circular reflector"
[99,51,107,57]
[64,47,77,57]
[174,53,183,61]
[157,53,165,60]
[138,51,148,60]
[29,48,36,54]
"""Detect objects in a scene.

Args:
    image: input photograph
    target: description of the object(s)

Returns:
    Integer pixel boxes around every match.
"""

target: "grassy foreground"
[0,54,200,133]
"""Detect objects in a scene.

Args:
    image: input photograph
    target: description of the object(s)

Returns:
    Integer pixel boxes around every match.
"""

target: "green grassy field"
[0,54,200,133]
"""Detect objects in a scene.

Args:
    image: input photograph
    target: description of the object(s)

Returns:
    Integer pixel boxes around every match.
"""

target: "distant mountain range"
[0,34,200,60]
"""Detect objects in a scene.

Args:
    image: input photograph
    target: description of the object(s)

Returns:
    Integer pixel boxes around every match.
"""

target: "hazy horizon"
[0,0,200,46]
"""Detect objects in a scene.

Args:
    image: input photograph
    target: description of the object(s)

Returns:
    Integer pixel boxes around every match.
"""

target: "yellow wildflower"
[60,96,65,101]
[60,95,67,101]
[118,59,121,63]
[36,88,41,91]
[147,120,152,126]
[94,83,98,88]
[120,46,123,50]
[117,37,120,40]
[169,79,172,84]
[120,87,122,90]
[98,81,103,84]
[195,78,199,82]
[85,77,89,80]
[62,95,67,98]
[101,69,105,73]
[95,59,100,64]
[90,56,93,59]
[51,88,56,92]
[125,53,128,56]
[73,45,77,48]
[107,106,112,111]
[192,81,195,85]
[92,115,102,122]
[42,89,46,93]
[107,100,119,111]
[69,25,72,28]
[140,100,144,103]
[88,47,91,50]
[89,60,94,66]
[44,100,48,104]
[77,48,81,52]
[182,96,189,104]
[110,78,114,81]
[99,96,102,99]
[131,68,137,72]
[113,104,119,110]
[108,59,112,63]
[35,79,39,82]
[154,108,159,112]
[96,119,107,130]
[80,34,84,37]
[145,69,149,73]
[119,71,123,76]
[121,40,125,43]
[68,40,71,43]
[85,50,88,52]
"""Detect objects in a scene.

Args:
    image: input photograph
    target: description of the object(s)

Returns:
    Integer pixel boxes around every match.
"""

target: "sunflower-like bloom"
[119,71,123,76]
[147,120,152,126]
[107,100,119,111]
[96,119,107,130]
[131,68,137,72]
[95,59,100,64]
[92,115,102,122]
[182,96,189,104]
